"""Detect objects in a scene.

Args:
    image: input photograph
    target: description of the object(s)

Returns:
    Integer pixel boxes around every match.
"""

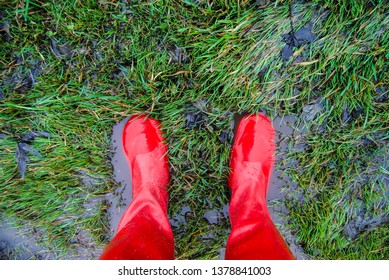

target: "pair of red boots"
[100,114,294,260]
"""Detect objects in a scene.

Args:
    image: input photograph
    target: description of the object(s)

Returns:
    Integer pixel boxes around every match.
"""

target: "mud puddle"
[232,113,299,205]
[231,113,307,259]
[109,114,308,259]
[107,117,132,237]
[0,215,55,260]
[269,115,308,259]
[0,117,131,259]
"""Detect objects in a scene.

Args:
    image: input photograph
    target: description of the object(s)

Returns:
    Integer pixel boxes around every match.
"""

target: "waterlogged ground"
[107,115,309,260]
[0,0,388,259]
[0,114,309,259]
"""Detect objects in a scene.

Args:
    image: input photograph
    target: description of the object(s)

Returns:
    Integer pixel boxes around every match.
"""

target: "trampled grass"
[0,0,388,259]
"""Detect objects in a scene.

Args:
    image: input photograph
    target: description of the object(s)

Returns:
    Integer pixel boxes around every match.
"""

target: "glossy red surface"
[100,113,293,260]
[225,114,295,260]
[100,115,174,260]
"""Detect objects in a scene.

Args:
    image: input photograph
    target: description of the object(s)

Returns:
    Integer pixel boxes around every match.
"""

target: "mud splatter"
[344,198,389,240]
[1,53,46,96]
[301,99,324,122]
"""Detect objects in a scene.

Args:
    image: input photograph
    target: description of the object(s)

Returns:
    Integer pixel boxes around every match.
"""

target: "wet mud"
[0,215,55,260]
[0,51,45,97]
[269,115,308,259]
[0,10,10,42]
[170,206,192,228]
[0,113,309,259]
[0,212,105,260]
[0,118,131,260]
[343,144,389,240]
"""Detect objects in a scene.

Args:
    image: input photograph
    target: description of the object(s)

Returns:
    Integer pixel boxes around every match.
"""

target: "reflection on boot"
[225,114,294,260]
[100,185,174,260]
[100,115,174,260]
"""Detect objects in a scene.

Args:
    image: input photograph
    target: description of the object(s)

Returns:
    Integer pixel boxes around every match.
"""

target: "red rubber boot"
[100,115,174,260]
[225,114,295,260]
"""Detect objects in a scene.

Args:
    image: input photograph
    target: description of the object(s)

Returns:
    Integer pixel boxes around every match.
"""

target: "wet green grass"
[0,0,388,259]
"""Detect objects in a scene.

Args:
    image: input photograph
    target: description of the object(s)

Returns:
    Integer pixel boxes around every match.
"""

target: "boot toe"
[229,114,275,189]
[122,114,168,167]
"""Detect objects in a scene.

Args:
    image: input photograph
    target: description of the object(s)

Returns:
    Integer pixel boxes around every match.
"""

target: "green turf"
[0,0,388,259]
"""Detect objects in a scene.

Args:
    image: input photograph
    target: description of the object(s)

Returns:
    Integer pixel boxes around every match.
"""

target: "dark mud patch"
[0,10,10,42]
[50,38,74,58]
[14,131,51,178]
[185,100,234,143]
[343,143,389,240]
[282,21,316,62]
[374,86,388,103]
[166,44,189,64]
[0,52,46,96]
[199,202,231,260]
[170,206,192,227]
[281,1,331,63]
[199,199,229,226]
[301,99,324,122]
[185,101,208,130]
[344,206,389,240]
[203,209,224,225]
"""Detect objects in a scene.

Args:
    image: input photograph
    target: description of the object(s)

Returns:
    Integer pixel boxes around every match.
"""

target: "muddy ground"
[1,114,310,259]
[1,109,387,259]
[0,0,387,260]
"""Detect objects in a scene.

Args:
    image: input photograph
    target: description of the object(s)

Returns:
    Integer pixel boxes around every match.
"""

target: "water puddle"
[0,216,54,260]
[108,117,132,236]
[231,113,307,259]
[232,113,299,203]
[270,115,308,259]
[170,206,192,228]
[109,114,307,259]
